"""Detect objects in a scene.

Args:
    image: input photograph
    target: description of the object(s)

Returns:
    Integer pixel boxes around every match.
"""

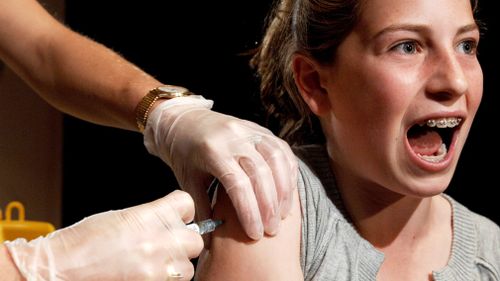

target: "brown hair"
[251,0,481,145]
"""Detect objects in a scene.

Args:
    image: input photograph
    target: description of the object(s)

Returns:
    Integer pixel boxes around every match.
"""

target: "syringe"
[186,219,223,235]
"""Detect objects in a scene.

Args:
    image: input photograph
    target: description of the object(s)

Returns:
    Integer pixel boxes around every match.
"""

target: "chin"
[401,172,454,198]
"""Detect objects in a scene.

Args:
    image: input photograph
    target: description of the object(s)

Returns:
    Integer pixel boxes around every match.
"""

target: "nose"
[425,50,468,100]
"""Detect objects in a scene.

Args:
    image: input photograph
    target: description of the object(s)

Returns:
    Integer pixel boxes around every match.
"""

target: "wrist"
[135,85,195,132]
[145,97,213,137]
[142,101,213,165]
[0,243,25,281]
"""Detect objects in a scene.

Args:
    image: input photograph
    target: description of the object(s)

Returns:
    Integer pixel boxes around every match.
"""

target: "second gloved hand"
[5,190,203,281]
[144,101,298,240]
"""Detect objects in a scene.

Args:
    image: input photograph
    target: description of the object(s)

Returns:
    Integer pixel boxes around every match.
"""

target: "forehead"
[356,0,476,34]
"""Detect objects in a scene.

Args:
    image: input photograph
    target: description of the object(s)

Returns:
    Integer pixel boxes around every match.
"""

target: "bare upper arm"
[195,185,303,281]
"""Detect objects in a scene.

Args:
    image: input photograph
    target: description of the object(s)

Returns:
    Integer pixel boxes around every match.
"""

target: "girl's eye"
[391,41,419,54]
[457,40,478,55]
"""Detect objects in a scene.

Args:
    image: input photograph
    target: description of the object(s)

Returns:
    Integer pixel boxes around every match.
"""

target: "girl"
[196,0,500,280]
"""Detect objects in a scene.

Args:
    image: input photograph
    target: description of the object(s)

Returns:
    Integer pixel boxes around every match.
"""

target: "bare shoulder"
[195,186,303,281]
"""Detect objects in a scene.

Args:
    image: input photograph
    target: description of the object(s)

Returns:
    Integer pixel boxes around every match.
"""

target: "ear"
[292,54,331,116]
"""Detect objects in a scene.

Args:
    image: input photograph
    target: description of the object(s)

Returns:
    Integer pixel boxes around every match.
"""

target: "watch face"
[158,85,188,94]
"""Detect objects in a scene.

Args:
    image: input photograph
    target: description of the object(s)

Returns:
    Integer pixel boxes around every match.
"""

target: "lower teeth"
[417,143,447,163]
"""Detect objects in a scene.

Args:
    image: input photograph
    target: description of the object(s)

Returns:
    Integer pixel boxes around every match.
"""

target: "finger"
[238,154,281,236]
[165,259,195,281]
[160,190,196,224]
[212,159,264,240]
[237,121,298,218]
[287,152,299,215]
[175,228,204,259]
[161,227,197,281]
[266,137,298,219]
[253,136,292,219]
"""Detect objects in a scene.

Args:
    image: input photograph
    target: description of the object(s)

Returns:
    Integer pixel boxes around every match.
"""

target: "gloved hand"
[144,99,298,240]
[4,190,203,281]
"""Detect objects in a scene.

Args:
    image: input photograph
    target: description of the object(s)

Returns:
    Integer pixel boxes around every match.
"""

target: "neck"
[333,170,450,250]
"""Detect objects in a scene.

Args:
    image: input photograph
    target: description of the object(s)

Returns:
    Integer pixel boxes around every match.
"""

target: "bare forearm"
[0,0,161,131]
[33,26,161,130]
[0,244,23,281]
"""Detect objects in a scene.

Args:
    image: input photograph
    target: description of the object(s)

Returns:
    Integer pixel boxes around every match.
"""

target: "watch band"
[135,86,192,132]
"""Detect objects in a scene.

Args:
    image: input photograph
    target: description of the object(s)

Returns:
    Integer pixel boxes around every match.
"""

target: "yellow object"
[0,201,55,242]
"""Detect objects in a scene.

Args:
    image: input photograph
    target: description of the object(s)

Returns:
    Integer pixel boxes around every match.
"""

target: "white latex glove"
[4,190,203,281]
[144,99,298,240]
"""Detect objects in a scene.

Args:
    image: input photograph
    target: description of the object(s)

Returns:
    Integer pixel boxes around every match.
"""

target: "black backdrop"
[63,1,499,228]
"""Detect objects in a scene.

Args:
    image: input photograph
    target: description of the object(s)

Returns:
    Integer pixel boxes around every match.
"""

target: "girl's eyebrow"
[372,24,429,40]
[372,23,479,40]
[456,23,480,36]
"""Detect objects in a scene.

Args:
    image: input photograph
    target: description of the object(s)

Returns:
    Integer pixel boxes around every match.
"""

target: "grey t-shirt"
[294,144,500,280]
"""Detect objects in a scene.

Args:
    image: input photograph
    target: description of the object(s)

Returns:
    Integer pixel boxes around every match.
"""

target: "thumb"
[153,190,196,224]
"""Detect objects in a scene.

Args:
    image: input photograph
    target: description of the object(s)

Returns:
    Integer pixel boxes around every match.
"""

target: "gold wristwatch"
[135,85,193,132]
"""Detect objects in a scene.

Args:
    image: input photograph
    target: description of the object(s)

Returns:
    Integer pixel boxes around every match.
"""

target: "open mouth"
[407,117,462,163]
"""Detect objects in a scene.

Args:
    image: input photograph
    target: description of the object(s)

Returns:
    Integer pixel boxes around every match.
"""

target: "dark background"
[62,1,499,228]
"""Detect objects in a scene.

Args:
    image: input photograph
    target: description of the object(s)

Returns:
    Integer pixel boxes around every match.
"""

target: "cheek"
[330,62,413,129]
[325,64,411,168]
[460,69,483,143]
[468,68,483,114]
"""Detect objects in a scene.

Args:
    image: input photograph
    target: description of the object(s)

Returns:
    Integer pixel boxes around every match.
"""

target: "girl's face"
[316,0,482,197]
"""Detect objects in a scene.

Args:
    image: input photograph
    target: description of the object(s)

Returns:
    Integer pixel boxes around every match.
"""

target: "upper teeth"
[420,117,462,128]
